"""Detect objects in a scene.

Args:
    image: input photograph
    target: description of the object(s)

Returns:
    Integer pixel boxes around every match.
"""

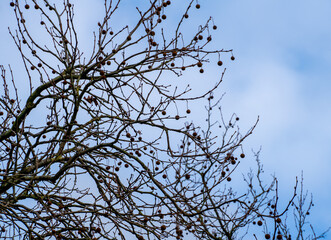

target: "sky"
[0,0,330,237]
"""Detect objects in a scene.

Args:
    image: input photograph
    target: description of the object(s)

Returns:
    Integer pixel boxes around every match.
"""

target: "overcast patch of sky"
[0,0,330,236]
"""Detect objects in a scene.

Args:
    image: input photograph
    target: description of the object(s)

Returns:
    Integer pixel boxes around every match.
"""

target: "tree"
[0,1,327,239]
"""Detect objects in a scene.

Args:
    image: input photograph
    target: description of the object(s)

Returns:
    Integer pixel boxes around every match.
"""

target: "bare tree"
[0,1,326,239]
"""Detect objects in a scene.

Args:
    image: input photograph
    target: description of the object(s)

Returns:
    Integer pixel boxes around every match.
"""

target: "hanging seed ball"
[172,50,177,56]
[276,218,281,223]
[240,153,245,158]
[231,56,235,61]
[102,30,107,35]
[25,4,30,9]
[207,36,212,41]
[106,166,110,170]
[276,235,282,240]
[163,2,168,7]
[257,220,263,226]
[10,2,15,7]
[162,14,167,20]
[236,117,240,121]
[171,62,175,67]
[197,62,202,67]
[162,110,166,115]
[38,63,42,67]
[186,109,191,114]
[22,39,27,44]
[109,31,114,35]
[156,160,161,165]
[162,174,167,179]
[185,174,190,179]
[227,177,231,182]
[198,35,203,40]
[34,4,39,9]
[196,4,201,9]
[184,13,189,18]
[167,0,171,4]
[155,167,159,171]
[213,25,217,30]
[125,163,129,168]
[127,35,131,41]
[115,167,119,171]
[199,68,204,73]
[175,115,180,120]
[265,234,271,239]
[161,225,166,231]
[32,50,36,55]
[157,18,162,23]
[30,66,35,70]
[181,66,186,71]
[217,60,223,66]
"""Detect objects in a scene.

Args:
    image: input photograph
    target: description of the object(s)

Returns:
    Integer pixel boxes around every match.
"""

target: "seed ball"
[115,167,119,171]
[10,2,15,7]
[25,4,30,9]
[106,166,110,170]
[32,50,36,55]
[30,66,35,70]
[162,174,167,179]
[38,63,42,67]
[157,18,162,23]
[257,220,263,226]
[162,110,166,115]
[213,25,217,30]
[226,177,231,182]
[199,69,204,73]
[172,50,177,56]
[171,62,175,67]
[185,174,190,179]
[265,234,271,239]
[276,235,282,240]
[197,62,202,67]
[207,36,212,41]
[109,31,114,35]
[186,109,191,114]
[217,60,223,66]
[231,56,235,61]
[155,167,159,171]
[40,21,45,25]
[184,14,189,18]
[276,218,281,223]
[175,115,180,120]
[102,30,107,35]
[231,159,236,165]
[156,160,161,165]
[181,66,186,70]
[22,39,27,44]
[125,163,129,168]
[162,15,166,20]
[196,4,201,9]
[161,225,166,231]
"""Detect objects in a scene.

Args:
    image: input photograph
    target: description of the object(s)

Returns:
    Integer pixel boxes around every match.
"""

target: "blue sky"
[0,0,330,237]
